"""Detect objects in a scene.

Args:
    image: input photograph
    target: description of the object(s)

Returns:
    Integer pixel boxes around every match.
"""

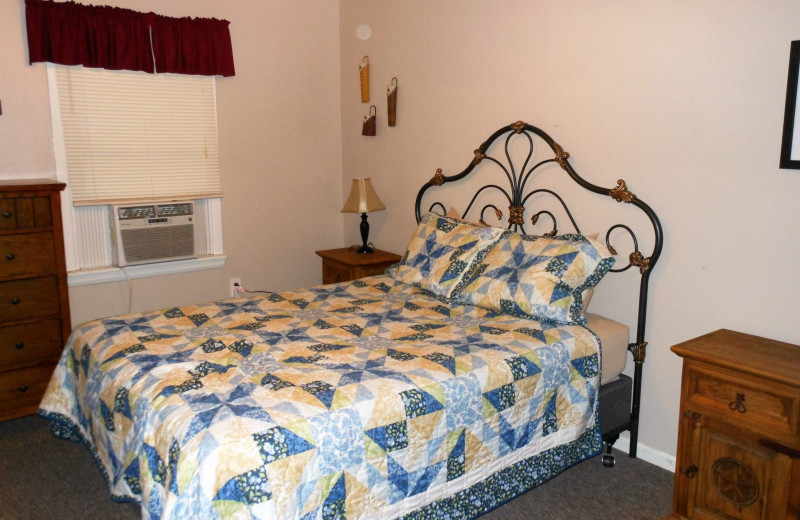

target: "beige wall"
[339,0,800,464]
[0,0,343,323]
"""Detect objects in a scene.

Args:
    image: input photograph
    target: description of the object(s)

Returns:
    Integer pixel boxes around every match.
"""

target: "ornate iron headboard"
[414,120,663,458]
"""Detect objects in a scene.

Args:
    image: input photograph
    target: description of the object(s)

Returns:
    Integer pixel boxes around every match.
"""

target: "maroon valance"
[25,0,235,77]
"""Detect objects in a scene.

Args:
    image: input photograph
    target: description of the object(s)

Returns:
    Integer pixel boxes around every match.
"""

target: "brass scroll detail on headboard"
[511,121,525,133]
[553,142,570,170]
[430,168,445,186]
[473,147,486,165]
[628,341,648,364]
[630,251,651,274]
[508,205,525,226]
[610,179,636,203]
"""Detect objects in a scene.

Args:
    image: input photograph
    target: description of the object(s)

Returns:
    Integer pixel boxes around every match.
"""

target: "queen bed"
[39,121,662,519]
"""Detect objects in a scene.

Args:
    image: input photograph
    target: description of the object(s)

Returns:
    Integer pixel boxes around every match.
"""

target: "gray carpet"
[0,415,674,519]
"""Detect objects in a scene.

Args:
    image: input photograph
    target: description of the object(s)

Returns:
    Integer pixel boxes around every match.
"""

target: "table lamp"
[341,177,386,253]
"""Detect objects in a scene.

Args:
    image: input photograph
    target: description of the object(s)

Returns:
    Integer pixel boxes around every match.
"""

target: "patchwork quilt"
[39,275,602,520]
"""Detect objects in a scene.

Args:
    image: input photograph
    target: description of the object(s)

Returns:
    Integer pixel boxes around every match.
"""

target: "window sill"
[67,255,227,287]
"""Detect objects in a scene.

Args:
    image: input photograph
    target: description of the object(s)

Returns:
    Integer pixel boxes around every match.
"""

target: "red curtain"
[25,0,235,77]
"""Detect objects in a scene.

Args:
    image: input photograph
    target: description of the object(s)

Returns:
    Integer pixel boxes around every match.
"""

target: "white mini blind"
[54,66,222,205]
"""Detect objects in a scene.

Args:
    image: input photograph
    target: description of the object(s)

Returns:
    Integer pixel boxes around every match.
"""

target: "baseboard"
[611,432,676,473]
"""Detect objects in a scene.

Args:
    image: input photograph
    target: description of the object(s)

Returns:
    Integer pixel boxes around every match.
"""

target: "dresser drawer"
[684,361,800,444]
[0,319,63,369]
[0,232,57,278]
[0,196,53,231]
[0,363,57,421]
[0,277,61,322]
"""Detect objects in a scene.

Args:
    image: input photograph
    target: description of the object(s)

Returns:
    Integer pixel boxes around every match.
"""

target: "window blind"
[54,66,222,205]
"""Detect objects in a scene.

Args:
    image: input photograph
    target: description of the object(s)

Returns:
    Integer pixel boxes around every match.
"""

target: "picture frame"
[780,40,800,169]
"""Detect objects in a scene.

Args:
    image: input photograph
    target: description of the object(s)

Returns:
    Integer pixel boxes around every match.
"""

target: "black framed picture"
[780,40,800,169]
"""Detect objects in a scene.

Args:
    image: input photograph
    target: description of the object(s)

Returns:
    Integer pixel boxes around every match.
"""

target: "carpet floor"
[0,415,674,519]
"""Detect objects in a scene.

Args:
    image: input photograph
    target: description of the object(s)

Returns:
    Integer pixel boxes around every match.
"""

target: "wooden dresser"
[316,247,401,284]
[665,329,800,520]
[0,179,70,422]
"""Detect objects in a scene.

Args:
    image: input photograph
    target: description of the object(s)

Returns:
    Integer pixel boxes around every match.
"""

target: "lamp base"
[357,212,374,253]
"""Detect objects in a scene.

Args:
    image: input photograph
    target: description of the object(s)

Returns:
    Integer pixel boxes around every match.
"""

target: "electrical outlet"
[229,277,241,298]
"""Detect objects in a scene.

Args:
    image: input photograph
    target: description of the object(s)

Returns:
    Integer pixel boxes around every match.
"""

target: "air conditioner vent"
[112,202,197,266]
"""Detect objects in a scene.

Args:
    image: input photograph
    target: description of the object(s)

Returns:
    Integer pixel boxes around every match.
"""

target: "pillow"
[452,231,615,325]
[389,212,504,297]
[445,207,489,227]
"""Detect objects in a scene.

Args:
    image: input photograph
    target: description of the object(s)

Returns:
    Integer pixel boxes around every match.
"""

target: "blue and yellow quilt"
[39,275,602,520]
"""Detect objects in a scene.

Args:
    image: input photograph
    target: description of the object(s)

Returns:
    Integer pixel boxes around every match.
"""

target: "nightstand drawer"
[353,264,393,279]
[0,363,57,421]
[322,261,350,284]
[0,319,63,369]
[0,232,57,278]
[684,361,800,444]
[0,277,61,322]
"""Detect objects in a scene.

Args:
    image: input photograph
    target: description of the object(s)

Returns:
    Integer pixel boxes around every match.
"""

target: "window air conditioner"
[111,202,197,266]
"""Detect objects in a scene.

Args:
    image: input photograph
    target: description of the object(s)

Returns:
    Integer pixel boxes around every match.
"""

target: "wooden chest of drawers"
[665,329,800,520]
[0,179,70,422]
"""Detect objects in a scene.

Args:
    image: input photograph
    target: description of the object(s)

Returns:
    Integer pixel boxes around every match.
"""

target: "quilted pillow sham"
[452,231,615,325]
[389,212,504,297]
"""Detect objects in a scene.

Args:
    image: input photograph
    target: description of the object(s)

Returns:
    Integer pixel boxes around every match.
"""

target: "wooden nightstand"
[316,247,401,284]
[0,179,70,422]
[665,329,800,520]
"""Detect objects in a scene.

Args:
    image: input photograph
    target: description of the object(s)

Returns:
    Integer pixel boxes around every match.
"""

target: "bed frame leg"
[602,436,618,467]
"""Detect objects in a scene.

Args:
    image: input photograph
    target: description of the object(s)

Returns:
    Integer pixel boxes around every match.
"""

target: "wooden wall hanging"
[362,105,376,136]
[387,77,398,127]
[359,56,370,102]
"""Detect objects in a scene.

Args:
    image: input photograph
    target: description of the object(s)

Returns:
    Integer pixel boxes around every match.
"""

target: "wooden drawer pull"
[682,464,699,479]
[2,210,11,218]
[6,252,15,260]
[19,385,29,393]
[728,392,746,413]
[10,297,21,305]
[15,342,24,349]
[759,439,800,459]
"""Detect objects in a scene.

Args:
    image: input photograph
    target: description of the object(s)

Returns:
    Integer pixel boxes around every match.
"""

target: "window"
[48,65,225,286]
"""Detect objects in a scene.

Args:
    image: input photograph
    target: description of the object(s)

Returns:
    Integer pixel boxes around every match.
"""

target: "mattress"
[584,313,630,384]
[39,275,603,520]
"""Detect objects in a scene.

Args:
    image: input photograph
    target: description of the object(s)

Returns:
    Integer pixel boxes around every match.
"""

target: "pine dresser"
[0,179,70,422]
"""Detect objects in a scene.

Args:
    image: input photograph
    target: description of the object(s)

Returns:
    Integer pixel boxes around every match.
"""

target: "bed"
[39,121,663,520]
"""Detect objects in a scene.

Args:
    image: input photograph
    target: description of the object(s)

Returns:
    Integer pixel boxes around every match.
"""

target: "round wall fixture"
[356,24,372,40]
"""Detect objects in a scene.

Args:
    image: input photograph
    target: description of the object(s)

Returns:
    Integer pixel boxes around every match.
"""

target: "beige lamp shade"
[341,177,386,213]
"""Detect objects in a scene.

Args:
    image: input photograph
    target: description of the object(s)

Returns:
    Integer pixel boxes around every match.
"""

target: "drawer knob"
[10,297,20,305]
[5,252,14,261]
[682,464,699,479]
[728,392,747,413]
[19,385,29,393]
[2,211,11,218]
[15,342,24,349]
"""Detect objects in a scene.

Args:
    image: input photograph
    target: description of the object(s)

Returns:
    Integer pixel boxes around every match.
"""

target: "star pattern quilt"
[39,275,602,520]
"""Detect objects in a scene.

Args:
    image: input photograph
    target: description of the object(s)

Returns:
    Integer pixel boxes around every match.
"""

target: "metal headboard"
[414,120,663,458]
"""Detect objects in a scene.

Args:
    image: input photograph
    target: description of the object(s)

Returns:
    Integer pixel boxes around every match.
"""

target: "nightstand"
[665,329,800,520]
[316,247,401,284]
